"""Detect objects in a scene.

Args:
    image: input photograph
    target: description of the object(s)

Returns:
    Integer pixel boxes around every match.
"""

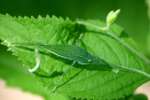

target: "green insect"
[13,43,112,92]
[38,44,108,65]
[14,43,150,92]
[14,43,110,73]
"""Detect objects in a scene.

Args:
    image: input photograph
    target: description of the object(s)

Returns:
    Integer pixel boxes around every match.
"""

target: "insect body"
[39,44,106,66]
[14,43,110,73]
[14,43,111,93]
[41,45,93,65]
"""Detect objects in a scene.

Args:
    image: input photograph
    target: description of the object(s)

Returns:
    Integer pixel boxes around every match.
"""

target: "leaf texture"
[0,14,150,100]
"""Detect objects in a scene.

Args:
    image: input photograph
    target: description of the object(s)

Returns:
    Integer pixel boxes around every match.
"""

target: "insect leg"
[50,69,83,93]
[63,61,76,74]
[59,61,76,75]
[112,68,120,74]
[71,60,76,66]
[50,61,77,92]
[28,48,41,73]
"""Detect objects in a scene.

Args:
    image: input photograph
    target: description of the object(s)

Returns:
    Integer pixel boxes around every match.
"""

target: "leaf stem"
[117,64,150,78]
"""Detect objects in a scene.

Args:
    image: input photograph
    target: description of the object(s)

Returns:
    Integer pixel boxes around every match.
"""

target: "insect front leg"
[71,60,76,66]
[28,48,41,73]
[112,68,120,74]
[62,60,76,75]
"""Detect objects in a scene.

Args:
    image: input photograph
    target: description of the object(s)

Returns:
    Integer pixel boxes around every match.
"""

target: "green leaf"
[56,20,150,100]
[0,46,72,100]
[0,14,150,100]
[0,45,71,100]
[0,45,50,99]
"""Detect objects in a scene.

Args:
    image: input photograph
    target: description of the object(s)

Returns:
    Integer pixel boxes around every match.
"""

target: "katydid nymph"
[12,42,150,92]
[13,43,150,79]
[13,43,111,73]
[13,43,113,92]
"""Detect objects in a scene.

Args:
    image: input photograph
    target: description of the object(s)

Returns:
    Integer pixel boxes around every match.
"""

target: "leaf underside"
[0,14,150,100]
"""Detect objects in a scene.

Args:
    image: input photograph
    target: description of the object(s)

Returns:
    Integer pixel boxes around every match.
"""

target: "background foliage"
[0,0,149,47]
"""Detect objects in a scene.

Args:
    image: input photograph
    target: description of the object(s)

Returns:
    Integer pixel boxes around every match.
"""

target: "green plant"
[0,10,150,100]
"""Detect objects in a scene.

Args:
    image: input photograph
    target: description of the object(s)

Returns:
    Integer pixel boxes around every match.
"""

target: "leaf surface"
[0,14,150,100]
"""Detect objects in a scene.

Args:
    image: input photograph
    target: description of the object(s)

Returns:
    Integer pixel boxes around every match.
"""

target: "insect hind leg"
[50,61,77,93]
[51,68,83,93]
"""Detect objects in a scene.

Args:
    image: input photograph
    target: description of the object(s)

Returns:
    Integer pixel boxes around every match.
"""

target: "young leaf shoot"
[106,9,120,30]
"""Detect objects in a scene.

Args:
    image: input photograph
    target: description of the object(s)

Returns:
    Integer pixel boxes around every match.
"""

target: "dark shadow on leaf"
[119,31,129,38]
[34,71,64,78]
[120,94,148,100]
